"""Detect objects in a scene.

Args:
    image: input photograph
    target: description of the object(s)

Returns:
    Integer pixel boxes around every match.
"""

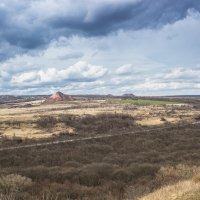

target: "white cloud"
[0,70,10,82]
[163,68,200,80]
[12,71,39,84]
[116,64,132,75]
[11,61,108,86]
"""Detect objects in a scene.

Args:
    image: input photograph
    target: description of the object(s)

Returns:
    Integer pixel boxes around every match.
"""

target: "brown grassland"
[0,97,200,199]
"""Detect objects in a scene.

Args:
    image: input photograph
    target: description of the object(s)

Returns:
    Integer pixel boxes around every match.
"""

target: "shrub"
[19,166,51,182]
[112,169,130,182]
[0,174,32,193]
[0,193,15,200]
[58,114,76,126]
[123,164,160,183]
[63,161,82,168]
[36,116,57,128]
[78,163,116,186]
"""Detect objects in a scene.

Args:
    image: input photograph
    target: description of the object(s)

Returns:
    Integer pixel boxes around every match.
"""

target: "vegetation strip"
[0,122,198,152]
[111,99,181,105]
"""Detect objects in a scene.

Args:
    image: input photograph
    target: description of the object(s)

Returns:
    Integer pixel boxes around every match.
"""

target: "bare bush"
[36,116,57,128]
[58,115,76,126]
[0,193,15,200]
[78,163,116,186]
[0,174,32,193]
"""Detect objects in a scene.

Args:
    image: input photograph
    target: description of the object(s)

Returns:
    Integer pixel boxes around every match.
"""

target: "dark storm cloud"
[0,0,200,61]
[50,1,138,36]
[3,31,46,49]
[50,0,200,36]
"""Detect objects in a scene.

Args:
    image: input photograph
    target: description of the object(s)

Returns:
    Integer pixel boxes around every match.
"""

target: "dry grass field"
[0,97,200,199]
[0,98,198,139]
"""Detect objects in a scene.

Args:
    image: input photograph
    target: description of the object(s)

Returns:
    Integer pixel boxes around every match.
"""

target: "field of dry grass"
[0,97,200,199]
[0,99,198,139]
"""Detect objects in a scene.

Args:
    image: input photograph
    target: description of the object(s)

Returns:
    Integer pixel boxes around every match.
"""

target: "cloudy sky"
[0,0,200,95]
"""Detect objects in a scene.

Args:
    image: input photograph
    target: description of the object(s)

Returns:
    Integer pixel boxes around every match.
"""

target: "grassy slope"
[139,171,200,200]
[175,190,200,200]
[139,180,200,200]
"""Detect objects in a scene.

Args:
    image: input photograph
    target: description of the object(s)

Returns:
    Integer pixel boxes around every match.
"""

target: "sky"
[0,0,200,96]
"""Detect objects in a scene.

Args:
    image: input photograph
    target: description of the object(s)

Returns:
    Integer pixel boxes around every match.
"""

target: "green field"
[110,99,180,105]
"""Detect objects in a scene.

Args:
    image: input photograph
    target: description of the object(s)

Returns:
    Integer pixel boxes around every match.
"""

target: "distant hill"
[123,93,135,97]
[122,93,137,99]
[44,91,75,103]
